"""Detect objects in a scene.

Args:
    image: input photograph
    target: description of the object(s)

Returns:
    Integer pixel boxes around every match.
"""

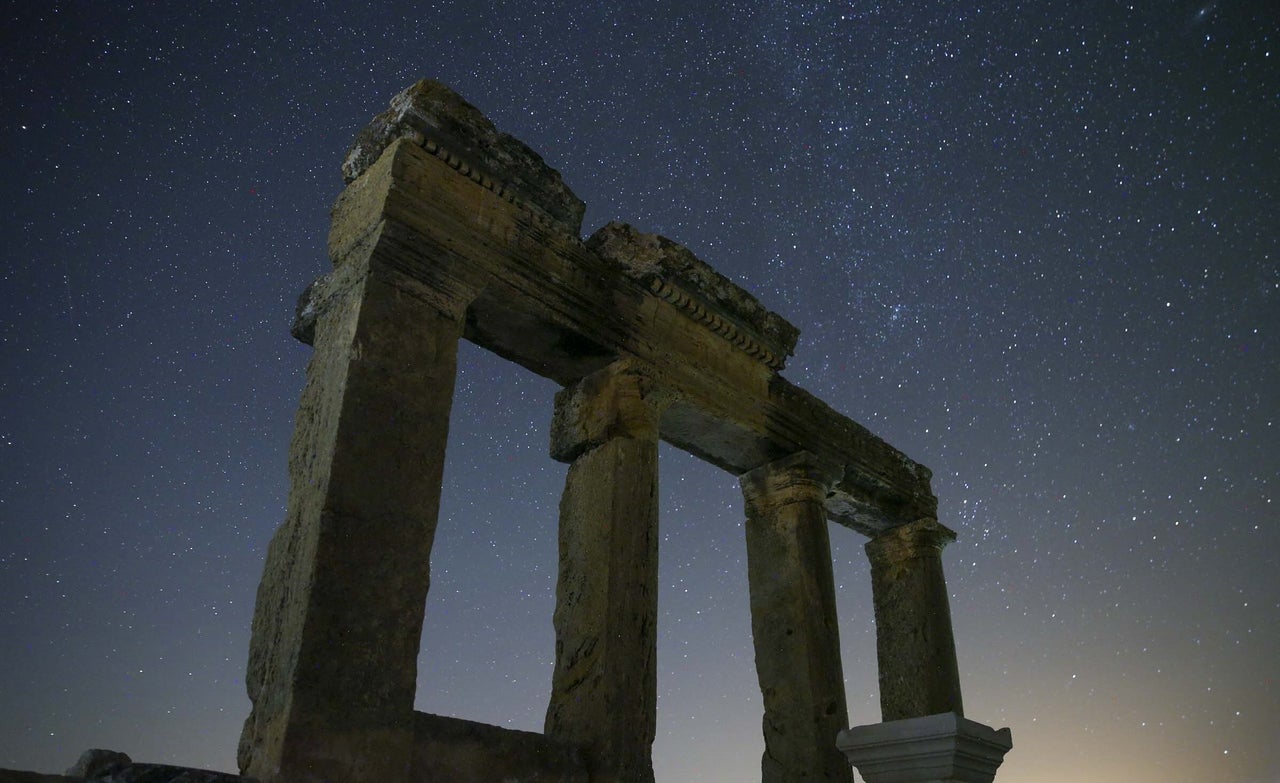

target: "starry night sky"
[2,2,1277,781]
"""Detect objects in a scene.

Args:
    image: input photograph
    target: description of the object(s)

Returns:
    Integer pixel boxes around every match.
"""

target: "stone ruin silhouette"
[237,80,1012,783]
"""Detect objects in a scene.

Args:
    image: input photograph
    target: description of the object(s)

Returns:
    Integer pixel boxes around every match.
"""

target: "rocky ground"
[0,750,248,783]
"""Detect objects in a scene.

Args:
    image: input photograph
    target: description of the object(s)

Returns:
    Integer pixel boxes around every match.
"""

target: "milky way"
[1,3,1276,781]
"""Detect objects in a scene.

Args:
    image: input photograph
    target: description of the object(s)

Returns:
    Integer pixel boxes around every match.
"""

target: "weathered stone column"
[238,228,472,783]
[544,359,668,783]
[739,452,853,783]
[865,517,964,721]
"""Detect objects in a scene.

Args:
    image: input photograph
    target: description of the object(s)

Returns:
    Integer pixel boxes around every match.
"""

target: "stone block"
[549,358,666,463]
[342,79,585,234]
[412,712,588,782]
[836,713,1012,783]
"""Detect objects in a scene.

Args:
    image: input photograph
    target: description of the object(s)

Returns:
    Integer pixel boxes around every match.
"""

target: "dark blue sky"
[2,2,1276,781]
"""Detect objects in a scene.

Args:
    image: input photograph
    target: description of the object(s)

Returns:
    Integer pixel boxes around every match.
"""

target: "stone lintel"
[342,79,585,234]
[836,713,1013,783]
[759,382,937,532]
[588,221,799,370]
[329,88,939,527]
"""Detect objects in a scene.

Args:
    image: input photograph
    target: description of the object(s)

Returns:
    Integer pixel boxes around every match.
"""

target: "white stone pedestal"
[836,712,1012,783]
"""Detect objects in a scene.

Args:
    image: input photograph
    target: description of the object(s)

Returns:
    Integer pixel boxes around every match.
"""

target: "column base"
[836,713,1011,783]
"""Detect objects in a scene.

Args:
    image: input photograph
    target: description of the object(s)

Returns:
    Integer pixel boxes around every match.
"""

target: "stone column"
[739,452,853,783]
[544,359,668,783]
[238,231,472,783]
[865,517,964,721]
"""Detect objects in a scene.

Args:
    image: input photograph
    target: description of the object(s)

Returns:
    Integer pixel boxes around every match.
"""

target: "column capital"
[550,357,673,463]
[739,451,843,516]
[865,517,957,567]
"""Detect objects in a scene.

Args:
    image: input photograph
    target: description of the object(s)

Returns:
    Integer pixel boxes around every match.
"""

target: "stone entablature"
[239,79,1008,783]
[324,80,936,533]
[587,221,800,370]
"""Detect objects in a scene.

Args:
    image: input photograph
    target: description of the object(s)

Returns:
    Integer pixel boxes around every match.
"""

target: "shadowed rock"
[66,751,130,779]
[81,764,248,783]
[0,752,249,783]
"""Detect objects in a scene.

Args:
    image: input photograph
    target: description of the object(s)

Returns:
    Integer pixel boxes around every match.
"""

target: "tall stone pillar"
[544,359,668,783]
[739,452,853,783]
[841,520,1012,783]
[238,231,472,783]
[865,517,964,721]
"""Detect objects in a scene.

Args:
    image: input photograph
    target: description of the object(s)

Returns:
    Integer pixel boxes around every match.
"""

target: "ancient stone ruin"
[237,80,1013,783]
